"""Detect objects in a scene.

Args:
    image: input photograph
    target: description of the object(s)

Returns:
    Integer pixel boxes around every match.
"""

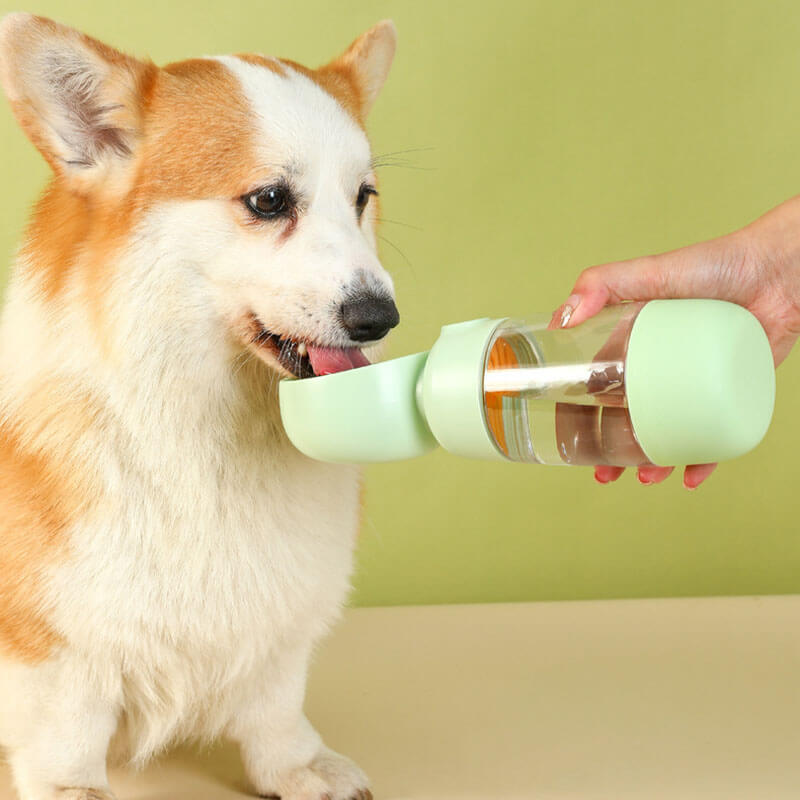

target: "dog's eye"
[244,184,293,219]
[356,183,378,218]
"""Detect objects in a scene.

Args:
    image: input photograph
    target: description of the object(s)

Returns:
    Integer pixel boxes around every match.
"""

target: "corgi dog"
[0,13,398,800]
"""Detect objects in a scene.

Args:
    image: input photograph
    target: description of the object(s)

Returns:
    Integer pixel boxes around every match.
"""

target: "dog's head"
[0,13,398,380]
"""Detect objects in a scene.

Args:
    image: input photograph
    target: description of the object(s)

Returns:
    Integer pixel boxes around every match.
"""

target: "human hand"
[552,196,800,488]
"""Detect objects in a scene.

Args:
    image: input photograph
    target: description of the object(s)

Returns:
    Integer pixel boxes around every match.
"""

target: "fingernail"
[559,294,581,328]
[637,475,653,486]
[683,480,699,491]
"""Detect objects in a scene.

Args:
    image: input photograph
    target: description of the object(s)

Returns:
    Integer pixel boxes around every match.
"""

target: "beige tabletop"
[2,596,800,799]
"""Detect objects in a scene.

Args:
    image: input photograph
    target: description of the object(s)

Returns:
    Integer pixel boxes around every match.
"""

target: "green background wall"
[1,0,799,606]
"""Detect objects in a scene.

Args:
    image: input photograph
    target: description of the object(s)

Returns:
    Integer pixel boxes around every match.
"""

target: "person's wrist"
[736,197,800,364]
[775,199,800,307]
[745,196,800,279]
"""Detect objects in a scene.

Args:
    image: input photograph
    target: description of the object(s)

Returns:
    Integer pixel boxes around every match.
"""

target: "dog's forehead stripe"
[215,55,371,180]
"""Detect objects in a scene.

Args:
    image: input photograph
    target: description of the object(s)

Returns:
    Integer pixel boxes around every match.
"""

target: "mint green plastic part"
[419,318,507,460]
[625,299,776,466]
[279,351,437,463]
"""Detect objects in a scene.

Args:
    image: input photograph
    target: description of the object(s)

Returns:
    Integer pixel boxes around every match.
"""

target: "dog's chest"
[49,432,362,661]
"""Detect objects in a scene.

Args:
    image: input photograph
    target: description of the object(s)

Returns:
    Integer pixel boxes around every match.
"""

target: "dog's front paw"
[258,747,371,800]
[55,790,117,800]
[309,747,371,800]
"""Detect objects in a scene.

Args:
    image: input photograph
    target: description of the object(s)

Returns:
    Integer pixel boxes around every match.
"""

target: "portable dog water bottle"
[279,300,776,466]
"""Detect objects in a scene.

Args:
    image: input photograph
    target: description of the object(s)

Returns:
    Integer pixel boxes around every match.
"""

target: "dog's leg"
[227,641,371,800]
[0,652,119,800]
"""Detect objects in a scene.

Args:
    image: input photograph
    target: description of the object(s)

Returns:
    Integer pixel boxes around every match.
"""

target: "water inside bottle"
[483,303,652,466]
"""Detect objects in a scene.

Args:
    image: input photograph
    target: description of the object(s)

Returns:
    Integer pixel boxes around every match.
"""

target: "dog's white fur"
[0,13,396,800]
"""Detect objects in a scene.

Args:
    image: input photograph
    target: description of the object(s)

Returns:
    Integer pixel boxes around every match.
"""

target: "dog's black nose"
[340,293,400,342]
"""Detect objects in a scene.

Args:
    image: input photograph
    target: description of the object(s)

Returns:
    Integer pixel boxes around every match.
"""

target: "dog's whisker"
[372,216,423,232]
[232,349,256,381]
[370,146,435,164]
[371,146,436,173]
[372,162,435,172]
[372,146,435,156]
[371,157,418,166]
[377,234,415,275]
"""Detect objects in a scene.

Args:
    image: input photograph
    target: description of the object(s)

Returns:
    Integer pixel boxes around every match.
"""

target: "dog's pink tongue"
[307,345,370,376]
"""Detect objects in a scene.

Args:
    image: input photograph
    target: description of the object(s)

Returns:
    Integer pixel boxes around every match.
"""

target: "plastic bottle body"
[483,303,650,465]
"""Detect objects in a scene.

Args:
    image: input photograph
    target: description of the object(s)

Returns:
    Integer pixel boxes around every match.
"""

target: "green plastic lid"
[279,351,437,463]
[418,318,506,460]
[625,299,776,466]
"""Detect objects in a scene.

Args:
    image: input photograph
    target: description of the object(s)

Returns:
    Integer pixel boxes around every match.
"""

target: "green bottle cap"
[419,318,506,460]
[625,299,775,466]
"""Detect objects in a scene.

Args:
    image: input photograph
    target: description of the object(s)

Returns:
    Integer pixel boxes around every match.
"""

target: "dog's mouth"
[246,314,370,379]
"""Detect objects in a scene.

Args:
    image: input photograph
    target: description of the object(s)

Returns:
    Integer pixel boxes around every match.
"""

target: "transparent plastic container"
[483,303,647,465]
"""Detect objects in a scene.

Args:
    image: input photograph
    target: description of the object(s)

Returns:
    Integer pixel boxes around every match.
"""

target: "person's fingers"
[560,256,681,328]
[595,465,625,484]
[637,465,674,484]
[554,242,726,328]
[683,462,718,489]
[595,463,715,486]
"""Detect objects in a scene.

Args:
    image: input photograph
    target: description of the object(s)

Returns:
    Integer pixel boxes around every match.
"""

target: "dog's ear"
[0,13,155,188]
[321,20,397,118]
